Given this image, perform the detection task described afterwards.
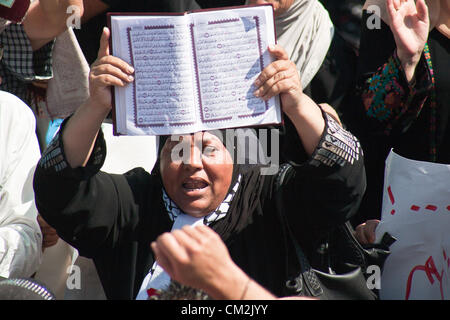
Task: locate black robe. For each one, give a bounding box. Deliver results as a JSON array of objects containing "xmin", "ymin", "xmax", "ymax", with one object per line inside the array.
[{"xmin": 33, "ymin": 112, "xmax": 366, "ymax": 299}]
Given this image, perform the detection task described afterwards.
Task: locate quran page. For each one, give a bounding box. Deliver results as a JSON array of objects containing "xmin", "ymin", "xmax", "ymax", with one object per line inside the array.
[
  {"xmin": 190, "ymin": 4, "xmax": 281, "ymax": 131},
  {"xmin": 110, "ymin": 14, "xmax": 199, "ymax": 135}
]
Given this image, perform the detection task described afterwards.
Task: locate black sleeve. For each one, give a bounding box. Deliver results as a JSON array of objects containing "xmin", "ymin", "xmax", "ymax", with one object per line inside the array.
[
  {"xmin": 281, "ymin": 109, "xmax": 366, "ymax": 250},
  {"xmin": 33, "ymin": 119, "xmax": 147, "ymax": 258},
  {"xmin": 100, "ymin": 0, "xmax": 119, "ymax": 7},
  {"xmin": 101, "ymin": 0, "xmax": 199, "ymax": 11},
  {"xmin": 356, "ymin": 10, "xmax": 397, "ymax": 80}
]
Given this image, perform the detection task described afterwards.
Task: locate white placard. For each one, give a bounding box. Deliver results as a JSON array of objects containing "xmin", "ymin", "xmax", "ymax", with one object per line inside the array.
[{"xmin": 376, "ymin": 150, "xmax": 450, "ymax": 300}]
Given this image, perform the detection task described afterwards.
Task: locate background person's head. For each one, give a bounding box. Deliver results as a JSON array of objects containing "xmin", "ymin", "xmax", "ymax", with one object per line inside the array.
[
  {"xmin": 159, "ymin": 131, "xmax": 234, "ymax": 217},
  {"xmin": 246, "ymin": 0, "xmax": 295, "ymax": 16}
]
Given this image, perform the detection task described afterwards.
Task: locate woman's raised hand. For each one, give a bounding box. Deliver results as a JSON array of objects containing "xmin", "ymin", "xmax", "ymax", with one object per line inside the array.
[
  {"xmin": 62, "ymin": 27, "xmax": 134, "ymax": 169},
  {"xmin": 253, "ymin": 44, "xmax": 325, "ymax": 156},
  {"xmin": 88, "ymin": 27, "xmax": 135, "ymax": 111},
  {"xmin": 386, "ymin": 0, "xmax": 430, "ymax": 82},
  {"xmin": 252, "ymin": 44, "xmax": 304, "ymax": 117}
]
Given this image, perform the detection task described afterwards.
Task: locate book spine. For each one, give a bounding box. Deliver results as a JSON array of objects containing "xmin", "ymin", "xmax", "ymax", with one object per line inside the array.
[
  {"xmin": 107, "ymin": 14, "xmax": 119, "ymax": 136},
  {"xmin": 189, "ymin": 22, "xmax": 203, "ymax": 127}
]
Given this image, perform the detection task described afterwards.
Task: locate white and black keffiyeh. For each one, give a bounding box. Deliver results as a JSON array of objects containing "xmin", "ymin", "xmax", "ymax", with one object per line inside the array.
[
  {"xmin": 162, "ymin": 174, "xmax": 242, "ymax": 225},
  {"xmin": 136, "ymin": 174, "xmax": 242, "ymax": 300}
]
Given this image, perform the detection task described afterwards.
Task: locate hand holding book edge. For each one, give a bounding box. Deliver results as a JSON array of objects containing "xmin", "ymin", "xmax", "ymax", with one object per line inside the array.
[
  {"xmin": 253, "ymin": 44, "xmax": 324, "ymax": 156},
  {"xmin": 89, "ymin": 27, "xmax": 135, "ymax": 113},
  {"xmin": 253, "ymin": 44, "xmax": 303, "ymax": 117}
]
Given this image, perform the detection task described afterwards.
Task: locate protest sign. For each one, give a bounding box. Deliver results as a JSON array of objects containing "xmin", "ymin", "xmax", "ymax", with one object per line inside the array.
[{"xmin": 376, "ymin": 150, "xmax": 450, "ymax": 300}]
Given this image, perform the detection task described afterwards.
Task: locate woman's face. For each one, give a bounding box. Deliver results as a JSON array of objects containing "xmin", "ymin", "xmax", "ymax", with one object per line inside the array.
[
  {"xmin": 160, "ymin": 132, "xmax": 233, "ymax": 217},
  {"xmin": 247, "ymin": 0, "xmax": 295, "ymax": 16}
]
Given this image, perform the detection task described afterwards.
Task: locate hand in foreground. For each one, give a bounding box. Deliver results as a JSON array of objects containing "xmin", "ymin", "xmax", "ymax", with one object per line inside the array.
[
  {"xmin": 354, "ymin": 219, "xmax": 380, "ymax": 245},
  {"xmin": 151, "ymin": 225, "xmax": 248, "ymax": 299},
  {"xmin": 37, "ymin": 214, "xmax": 59, "ymax": 249},
  {"xmin": 386, "ymin": 0, "xmax": 429, "ymax": 82},
  {"xmin": 88, "ymin": 27, "xmax": 135, "ymax": 111},
  {"xmin": 152, "ymin": 225, "xmax": 315, "ymax": 300}
]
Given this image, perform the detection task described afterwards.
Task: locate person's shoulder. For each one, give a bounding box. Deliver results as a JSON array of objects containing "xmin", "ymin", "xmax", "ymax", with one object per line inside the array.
[
  {"xmin": 0, "ymin": 91, "xmax": 35, "ymax": 128},
  {"xmin": 123, "ymin": 167, "xmax": 161, "ymax": 192},
  {"xmin": 124, "ymin": 167, "xmax": 153, "ymax": 182}
]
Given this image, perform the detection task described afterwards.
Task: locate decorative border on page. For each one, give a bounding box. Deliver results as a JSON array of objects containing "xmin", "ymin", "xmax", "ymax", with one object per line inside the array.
[
  {"xmin": 208, "ymin": 18, "xmax": 240, "ymax": 25},
  {"xmin": 127, "ymin": 25, "xmax": 195, "ymax": 128},
  {"xmin": 189, "ymin": 23, "xmax": 214, "ymax": 126},
  {"xmin": 191, "ymin": 15, "xmax": 268, "ymax": 124},
  {"xmin": 238, "ymin": 16, "xmax": 269, "ymax": 119}
]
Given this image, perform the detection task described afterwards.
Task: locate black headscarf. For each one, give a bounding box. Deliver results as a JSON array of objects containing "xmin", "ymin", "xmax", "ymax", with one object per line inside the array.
[{"xmin": 152, "ymin": 128, "xmax": 268, "ymax": 243}]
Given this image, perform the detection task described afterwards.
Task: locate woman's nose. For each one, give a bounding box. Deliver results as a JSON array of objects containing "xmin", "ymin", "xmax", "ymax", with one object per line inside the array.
[{"xmin": 185, "ymin": 144, "xmax": 203, "ymax": 169}]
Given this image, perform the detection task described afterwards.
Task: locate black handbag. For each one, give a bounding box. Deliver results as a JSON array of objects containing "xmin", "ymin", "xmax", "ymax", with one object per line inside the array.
[{"xmin": 274, "ymin": 163, "xmax": 394, "ymax": 300}]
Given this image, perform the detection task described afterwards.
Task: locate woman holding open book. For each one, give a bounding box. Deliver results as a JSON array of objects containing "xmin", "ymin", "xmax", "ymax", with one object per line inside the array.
[{"xmin": 33, "ymin": 27, "xmax": 367, "ymax": 299}]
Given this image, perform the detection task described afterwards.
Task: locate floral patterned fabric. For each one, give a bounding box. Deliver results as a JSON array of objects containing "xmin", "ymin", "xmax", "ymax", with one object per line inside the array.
[{"xmin": 361, "ymin": 46, "xmax": 436, "ymax": 160}]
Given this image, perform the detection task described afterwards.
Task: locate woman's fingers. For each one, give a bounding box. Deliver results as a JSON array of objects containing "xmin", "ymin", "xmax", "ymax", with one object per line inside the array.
[
  {"xmin": 181, "ymin": 225, "xmax": 207, "ymax": 244},
  {"xmin": 90, "ymin": 73, "xmax": 127, "ymax": 88},
  {"xmin": 365, "ymin": 220, "xmax": 381, "ymax": 243},
  {"xmin": 260, "ymin": 78, "xmax": 298, "ymax": 101},
  {"xmin": 94, "ymin": 55, "xmax": 134, "ymax": 74},
  {"xmin": 98, "ymin": 27, "xmax": 110, "ymax": 59},
  {"xmin": 171, "ymin": 228, "xmax": 198, "ymax": 252},
  {"xmin": 91, "ymin": 63, "xmax": 134, "ymax": 84},
  {"xmin": 254, "ymin": 62, "xmax": 297, "ymax": 99},
  {"xmin": 253, "ymin": 44, "xmax": 290, "ymax": 87},
  {"xmin": 415, "ymin": 0, "xmax": 429, "ymax": 23},
  {"xmin": 90, "ymin": 27, "xmax": 134, "ymax": 93},
  {"xmin": 154, "ymin": 232, "xmax": 187, "ymax": 261},
  {"xmin": 354, "ymin": 220, "xmax": 380, "ymax": 244},
  {"xmin": 355, "ymin": 224, "xmax": 369, "ymax": 244},
  {"xmin": 252, "ymin": 44, "xmax": 302, "ymax": 105},
  {"xmin": 152, "ymin": 231, "xmax": 190, "ymax": 278},
  {"xmin": 91, "ymin": 55, "xmax": 134, "ymax": 85},
  {"xmin": 386, "ymin": 0, "xmax": 398, "ymax": 22},
  {"xmin": 267, "ymin": 43, "xmax": 289, "ymax": 60},
  {"xmin": 194, "ymin": 225, "xmax": 219, "ymax": 240}
]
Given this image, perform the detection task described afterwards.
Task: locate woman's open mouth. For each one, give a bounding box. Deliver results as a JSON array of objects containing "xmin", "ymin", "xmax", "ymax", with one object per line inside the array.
[{"xmin": 182, "ymin": 178, "xmax": 209, "ymax": 192}]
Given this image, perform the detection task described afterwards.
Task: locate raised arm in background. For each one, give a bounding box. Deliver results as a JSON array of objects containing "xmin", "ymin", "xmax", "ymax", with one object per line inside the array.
[{"xmin": 23, "ymin": 0, "xmax": 84, "ymax": 50}]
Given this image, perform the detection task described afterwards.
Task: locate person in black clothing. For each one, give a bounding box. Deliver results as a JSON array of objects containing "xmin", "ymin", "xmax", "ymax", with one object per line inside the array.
[
  {"xmin": 75, "ymin": 0, "xmax": 200, "ymax": 65},
  {"xmin": 33, "ymin": 27, "xmax": 366, "ymax": 299},
  {"xmin": 345, "ymin": 0, "xmax": 449, "ymax": 230},
  {"xmin": 196, "ymin": 0, "xmax": 244, "ymax": 8}
]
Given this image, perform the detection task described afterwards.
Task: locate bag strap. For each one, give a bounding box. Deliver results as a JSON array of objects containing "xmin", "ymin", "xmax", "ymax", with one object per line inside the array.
[{"xmin": 274, "ymin": 163, "xmax": 323, "ymax": 297}]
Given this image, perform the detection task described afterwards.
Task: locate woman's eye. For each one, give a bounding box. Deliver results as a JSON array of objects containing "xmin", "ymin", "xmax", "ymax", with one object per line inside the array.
[{"xmin": 203, "ymin": 146, "xmax": 217, "ymax": 155}]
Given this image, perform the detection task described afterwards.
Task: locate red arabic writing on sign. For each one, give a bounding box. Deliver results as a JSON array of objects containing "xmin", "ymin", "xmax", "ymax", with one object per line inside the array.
[
  {"xmin": 387, "ymin": 186, "xmax": 450, "ymax": 215},
  {"xmin": 405, "ymin": 251, "xmax": 450, "ymax": 300}
]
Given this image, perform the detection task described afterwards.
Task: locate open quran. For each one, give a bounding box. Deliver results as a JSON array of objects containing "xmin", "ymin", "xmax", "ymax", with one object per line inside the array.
[{"xmin": 108, "ymin": 4, "xmax": 281, "ymax": 135}]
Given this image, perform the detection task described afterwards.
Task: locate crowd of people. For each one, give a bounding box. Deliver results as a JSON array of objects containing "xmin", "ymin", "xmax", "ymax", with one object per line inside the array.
[{"xmin": 0, "ymin": 0, "xmax": 448, "ymax": 300}]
